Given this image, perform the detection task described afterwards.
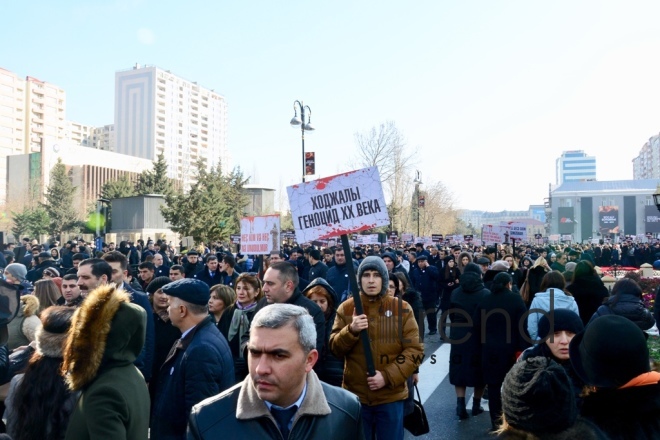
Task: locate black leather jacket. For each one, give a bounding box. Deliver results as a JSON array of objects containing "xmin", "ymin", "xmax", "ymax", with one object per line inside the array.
[{"xmin": 188, "ymin": 371, "xmax": 364, "ymax": 440}]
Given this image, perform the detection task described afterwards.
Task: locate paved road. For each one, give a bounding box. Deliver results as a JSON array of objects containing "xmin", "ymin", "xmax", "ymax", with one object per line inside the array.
[{"xmin": 404, "ymin": 332, "xmax": 494, "ymax": 440}]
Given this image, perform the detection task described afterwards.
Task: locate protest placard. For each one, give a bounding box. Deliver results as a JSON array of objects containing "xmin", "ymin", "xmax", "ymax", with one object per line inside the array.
[
  {"xmin": 240, "ymin": 214, "xmax": 281, "ymax": 255},
  {"xmin": 501, "ymin": 221, "xmax": 528, "ymax": 241},
  {"xmin": 481, "ymin": 225, "xmax": 503, "ymax": 245},
  {"xmin": 287, "ymin": 167, "xmax": 389, "ymax": 243}
]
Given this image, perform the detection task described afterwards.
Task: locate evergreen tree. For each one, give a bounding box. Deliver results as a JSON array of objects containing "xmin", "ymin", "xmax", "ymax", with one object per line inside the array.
[
  {"xmin": 161, "ymin": 159, "xmax": 249, "ymax": 243},
  {"xmin": 99, "ymin": 175, "xmax": 136, "ymax": 230},
  {"xmin": 11, "ymin": 206, "xmax": 50, "ymax": 239},
  {"xmin": 42, "ymin": 158, "xmax": 78, "ymax": 237},
  {"xmin": 101, "ymin": 174, "xmax": 136, "ymax": 199},
  {"xmin": 135, "ymin": 153, "xmax": 176, "ymax": 197}
]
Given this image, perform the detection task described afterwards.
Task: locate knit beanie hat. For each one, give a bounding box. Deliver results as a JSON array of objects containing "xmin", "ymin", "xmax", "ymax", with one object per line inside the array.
[
  {"xmin": 357, "ymin": 256, "xmax": 388, "ymax": 296},
  {"xmin": 537, "ymin": 309, "xmax": 584, "ymax": 340},
  {"xmin": 4, "ymin": 263, "xmax": 27, "ymax": 282},
  {"xmin": 463, "ymin": 262, "xmax": 482, "ymax": 276},
  {"xmin": 146, "ymin": 276, "xmax": 172, "ymax": 295},
  {"xmin": 569, "ymin": 314, "xmax": 650, "ymax": 388},
  {"xmin": 43, "ymin": 267, "xmax": 60, "ymax": 278},
  {"xmin": 502, "ymin": 357, "xmax": 576, "ymax": 434},
  {"xmin": 36, "ymin": 306, "xmax": 75, "ymax": 358}
]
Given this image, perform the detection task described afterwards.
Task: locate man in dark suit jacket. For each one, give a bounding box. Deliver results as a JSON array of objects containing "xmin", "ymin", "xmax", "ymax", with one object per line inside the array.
[
  {"xmin": 151, "ymin": 279, "xmax": 234, "ymax": 440},
  {"xmin": 194, "ymin": 254, "xmax": 223, "ymax": 288}
]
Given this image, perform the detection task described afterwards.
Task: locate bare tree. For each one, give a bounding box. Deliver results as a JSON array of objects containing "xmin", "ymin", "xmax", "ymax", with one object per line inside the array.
[
  {"xmin": 352, "ymin": 121, "xmax": 417, "ymax": 232},
  {"xmin": 416, "ymin": 180, "xmax": 459, "ymax": 236}
]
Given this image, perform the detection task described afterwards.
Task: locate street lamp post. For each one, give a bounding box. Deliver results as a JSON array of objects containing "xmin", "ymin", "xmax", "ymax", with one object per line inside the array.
[
  {"xmin": 290, "ymin": 100, "xmax": 315, "ymax": 182},
  {"xmin": 413, "ymin": 171, "xmax": 423, "ymax": 237},
  {"xmin": 654, "ymin": 183, "xmax": 660, "ymax": 213}
]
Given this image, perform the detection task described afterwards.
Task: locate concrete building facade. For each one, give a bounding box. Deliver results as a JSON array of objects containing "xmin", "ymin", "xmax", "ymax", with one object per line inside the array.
[
  {"xmin": 548, "ymin": 179, "xmax": 658, "ymax": 242},
  {"xmin": 114, "ymin": 64, "xmax": 229, "ymax": 190},
  {"xmin": 555, "ymin": 150, "xmax": 596, "ymax": 185},
  {"xmin": 633, "ymin": 134, "xmax": 660, "ymax": 180},
  {"xmin": 7, "ymin": 139, "xmax": 153, "ymax": 216}
]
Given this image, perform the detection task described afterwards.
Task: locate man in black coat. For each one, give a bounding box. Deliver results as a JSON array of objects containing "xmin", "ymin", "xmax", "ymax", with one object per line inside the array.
[
  {"xmin": 183, "ymin": 251, "xmax": 204, "ymax": 279},
  {"xmin": 188, "ymin": 304, "xmax": 364, "ymax": 440},
  {"xmin": 255, "ymin": 262, "xmax": 325, "ymax": 361},
  {"xmin": 307, "ymin": 248, "xmax": 329, "ymax": 282},
  {"xmin": 410, "ymin": 255, "xmax": 440, "ymax": 335},
  {"xmin": 325, "ymin": 247, "xmax": 357, "ymax": 304}
]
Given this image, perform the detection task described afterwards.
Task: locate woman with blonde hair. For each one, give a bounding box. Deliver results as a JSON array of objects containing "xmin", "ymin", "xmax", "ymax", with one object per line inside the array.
[{"xmin": 33, "ymin": 279, "xmax": 62, "ymax": 314}]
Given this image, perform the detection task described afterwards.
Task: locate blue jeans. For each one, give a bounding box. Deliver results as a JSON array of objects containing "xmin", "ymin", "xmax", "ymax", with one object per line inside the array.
[{"xmin": 361, "ymin": 400, "xmax": 404, "ymax": 440}]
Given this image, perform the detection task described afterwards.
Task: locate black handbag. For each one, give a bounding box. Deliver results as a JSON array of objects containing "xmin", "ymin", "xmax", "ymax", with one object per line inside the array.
[{"xmin": 404, "ymin": 384, "xmax": 430, "ymax": 436}]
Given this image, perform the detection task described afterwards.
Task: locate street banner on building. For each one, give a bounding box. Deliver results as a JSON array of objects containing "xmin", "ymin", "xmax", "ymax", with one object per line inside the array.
[
  {"xmin": 287, "ymin": 167, "xmax": 389, "ymax": 243},
  {"xmin": 646, "ymin": 205, "xmax": 660, "ymax": 233},
  {"xmin": 482, "ymin": 225, "xmax": 503, "ymax": 245},
  {"xmin": 305, "ymin": 152, "xmax": 315, "ymax": 176},
  {"xmin": 240, "ymin": 214, "xmax": 281, "ymax": 255},
  {"xmin": 598, "ymin": 206, "xmax": 619, "ymax": 235},
  {"xmin": 558, "ymin": 207, "xmax": 576, "ymax": 234}
]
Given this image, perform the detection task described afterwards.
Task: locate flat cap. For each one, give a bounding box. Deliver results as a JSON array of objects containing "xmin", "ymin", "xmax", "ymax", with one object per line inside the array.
[{"xmin": 161, "ymin": 278, "xmax": 210, "ymax": 306}]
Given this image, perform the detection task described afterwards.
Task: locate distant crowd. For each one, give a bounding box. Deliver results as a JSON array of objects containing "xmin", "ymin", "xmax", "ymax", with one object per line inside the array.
[{"xmin": 0, "ymin": 236, "xmax": 658, "ymax": 439}]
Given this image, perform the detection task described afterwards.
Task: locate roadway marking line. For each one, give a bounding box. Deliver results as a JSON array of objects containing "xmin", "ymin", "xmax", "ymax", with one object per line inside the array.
[
  {"xmin": 418, "ymin": 343, "xmax": 450, "ymax": 404},
  {"xmin": 418, "ymin": 343, "xmax": 489, "ymax": 411}
]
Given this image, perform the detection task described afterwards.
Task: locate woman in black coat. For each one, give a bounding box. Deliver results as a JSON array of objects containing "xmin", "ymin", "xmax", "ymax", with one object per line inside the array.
[
  {"xmin": 302, "ymin": 277, "xmax": 344, "ymax": 387},
  {"xmin": 588, "ymin": 278, "xmax": 655, "ymax": 332},
  {"xmin": 473, "ymin": 272, "xmax": 529, "ymax": 431},
  {"xmin": 393, "ymin": 272, "xmax": 424, "ymax": 341},
  {"xmin": 565, "ymin": 261, "xmax": 609, "ymax": 326},
  {"xmin": 440, "ymin": 257, "xmax": 461, "ymax": 337},
  {"xmin": 449, "ymin": 262, "xmax": 490, "ymax": 419}
]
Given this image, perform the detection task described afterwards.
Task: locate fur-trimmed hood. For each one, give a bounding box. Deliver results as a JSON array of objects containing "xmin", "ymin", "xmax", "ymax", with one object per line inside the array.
[
  {"xmin": 62, "ymin": 284, "xmax": 147, "ymax": 391},
  {"xmin": 21, "ymin": 294, "xmax": 39, "ymax": 317}
]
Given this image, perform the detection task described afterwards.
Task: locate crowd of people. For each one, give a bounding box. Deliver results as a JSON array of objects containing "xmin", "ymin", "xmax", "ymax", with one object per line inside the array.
[{"xmin": 0, "ymin": 235, "xmax": 657, "ymax": 438}]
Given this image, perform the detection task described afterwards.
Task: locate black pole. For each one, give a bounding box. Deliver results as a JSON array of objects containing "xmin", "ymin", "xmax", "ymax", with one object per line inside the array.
[
  {"xmin": 340, "ymin": 234, "xmax": 376, "ymax": 376},
  {"xmin": 301, "ymin": 104, "xmax": 305, "ymax": 184},
  {"xmin": 512, "ymin": 237, "xmax": 516, "ymax": 259}
]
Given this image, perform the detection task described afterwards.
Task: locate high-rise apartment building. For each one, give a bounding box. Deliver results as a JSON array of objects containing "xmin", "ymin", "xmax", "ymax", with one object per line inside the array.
[
  {"xmin": 633, "ymin": 134, "xmax": 660, "ymax": 179},
  {"xmin": 115, "ymin": 64, "xmax": 229, "ymax": 189},
  {"xmin": 555, "ymin": 150, "xmax": 596, "ymax": 185},
  {"xmin": 0, "ymin": 68, "xmax": 67, "ymax": 204}
]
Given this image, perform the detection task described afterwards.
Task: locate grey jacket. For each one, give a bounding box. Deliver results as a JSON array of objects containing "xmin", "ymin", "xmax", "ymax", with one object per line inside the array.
[{"xmin": 188, "ymin": 370, "xmax": 365, "ymax": 440}]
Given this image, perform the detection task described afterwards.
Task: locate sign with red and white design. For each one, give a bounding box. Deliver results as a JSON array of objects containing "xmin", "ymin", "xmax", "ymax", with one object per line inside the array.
[
  {"xmin": 240, "ymin": 214, "xmax": 281, "ymax": 255},
  {"xmin": 287, "ymin": 167, "xmax": 389, "ymax": 243},
  {"xmin": 482, "ymin": 225, "xmax": 504, "ymax": 245}
]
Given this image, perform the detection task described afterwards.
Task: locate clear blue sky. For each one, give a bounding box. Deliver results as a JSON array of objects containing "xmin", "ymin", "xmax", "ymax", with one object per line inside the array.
[{"xmin": 3, "ymin": 0, "xmax": 658, "ymax": 212}]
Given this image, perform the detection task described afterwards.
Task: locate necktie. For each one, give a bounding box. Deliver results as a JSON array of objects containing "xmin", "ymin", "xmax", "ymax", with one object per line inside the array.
[
  {"xmin": 165, "ymin": 338, "xmax": 183, "ymax": 361},
  {"xmin": 271, "ymin": 405, "xmax": 297, "ymax": 438}
]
